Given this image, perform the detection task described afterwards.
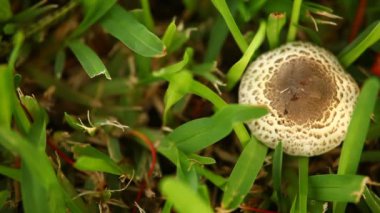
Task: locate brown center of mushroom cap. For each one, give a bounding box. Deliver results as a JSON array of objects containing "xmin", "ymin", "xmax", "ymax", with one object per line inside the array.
[{"xmin": 265, "ymin": 57, "xmax": 336, "ymax": 125}]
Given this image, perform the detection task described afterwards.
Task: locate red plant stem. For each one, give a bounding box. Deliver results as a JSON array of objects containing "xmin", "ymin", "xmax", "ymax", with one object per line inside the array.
[
  {"xmin": 47, "ymin": 137, "xmax": 75, "ymax": 165},
  {"xmin": 348, "ymin": 0, "xmax": 367, "ymax": 42},
  {"xmin": 371, "ymin": 53, "xmax": 380, "ymax": 76},
  {"xmin": 128, "ymin": 129, "xmax": 157, "ymax": 213},
  {"xmin": 240, "ymin": 205, "xmax": 278, "ymax": 213},
  {"xmin": 128, "ymin": 129, "xmax": 157, "ymax": 178}
]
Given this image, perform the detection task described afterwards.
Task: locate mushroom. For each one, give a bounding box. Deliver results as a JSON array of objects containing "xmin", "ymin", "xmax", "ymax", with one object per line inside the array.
[{"xmin": 239, "ymin": 42, "xmax": 359, "ymax": 156}]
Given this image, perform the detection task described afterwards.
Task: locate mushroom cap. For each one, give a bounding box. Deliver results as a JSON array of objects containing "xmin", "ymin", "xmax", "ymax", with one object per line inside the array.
[{"xmin": 239, "ymin": 42, "xmax": 359, "ymax": 156}]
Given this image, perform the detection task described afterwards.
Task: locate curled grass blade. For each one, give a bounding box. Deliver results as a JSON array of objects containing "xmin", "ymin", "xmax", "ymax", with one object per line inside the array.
[{"xmin": 221, "ymin": 137, "xmax": 268, "ymax": 210}]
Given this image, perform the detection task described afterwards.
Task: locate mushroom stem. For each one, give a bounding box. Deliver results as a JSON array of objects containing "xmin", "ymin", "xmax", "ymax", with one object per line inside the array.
[{"xmin": 298, "ymin": 157, "xmax": 309, "ymax": 213}]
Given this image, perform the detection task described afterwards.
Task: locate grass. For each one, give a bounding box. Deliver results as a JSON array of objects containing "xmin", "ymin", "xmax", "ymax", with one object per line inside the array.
[{"xmin": 0, "ymin": 0, "xmax": 379, "ymax": 212}]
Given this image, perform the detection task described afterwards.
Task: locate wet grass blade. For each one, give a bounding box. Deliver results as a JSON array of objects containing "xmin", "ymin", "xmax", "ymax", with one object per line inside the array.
[
  {"xmin": 339, "ymin": 21, "xmax": 380, "ymax": 68},
  {"xmin": 68, "ymin": 40, "xmax": 111, "ymax": 80},
  {"xmin": 160, "ymin": 177, "xmax": 213, "ymax": 213},
  {"xmin": 101, "ymin": 4, "xmax": 166, "ymax": 58},
  {"xmin": 309, "ymin": 175, "xmax": 368, "ymax": 203},
  {"xmin": 221, "ymin": 137, "xmax": 268, "ymax": 210}
]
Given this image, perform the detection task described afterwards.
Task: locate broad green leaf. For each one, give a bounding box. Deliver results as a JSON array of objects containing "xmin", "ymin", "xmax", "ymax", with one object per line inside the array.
[
  {"xmin": 73, "ymin": 144, "xmax": 124, "ymax": 175},
  {"xmin": 339, "ymin": 21, "xmax": 380, "ymax": 67},
  {"xmin": 0, "ymin": 65, "xmax": 13, "ymax": 129},
  {"xmin": 221, "ymin": 138, "xmax": 268, "ymax": 210},
  {"xmin": 0, "ymin": 165, "xmax": 20, "ymax": 181},
  {"xmin": 160, "ymin": 177, "xmax": 213, "ymax": 213},
  {"xmin": 226, "ymin": 21, "xmax": 266, "ymax": 90},
  {"xmin": 165, "ymin": 104, "xmax": 267, "ymax": 153},
  {"xmin": 309, "ymin": 175, "xmax": 368, "ymax": 203},
  {"xmin": 101, "ymin": 5, "xmax": 165, "ymax": 58},
  {"xmin": 210, "ymin": 0, "xmax": 248, "ymax": 52},
  {"xmin": 68, "ymin": 40, "xmax": 111, "ymax": 80},
  {"xmin": 71, "ymin": 0, "xmax": 117, "ymax": 38}
]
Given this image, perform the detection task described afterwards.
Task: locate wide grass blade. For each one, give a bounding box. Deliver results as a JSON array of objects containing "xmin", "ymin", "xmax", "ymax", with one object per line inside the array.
[
  {"xmin": 309, "ymin": 175, "xmax": 368, "ymax": 203},
  {"xmin": 226, "ymin": 21, "xmax": 266, "ymax": 90},
  {"xmin": 160, "ymin": 177, "xmax": 213, "ymax": 213},
  {"xmin": 210, "ymin": 0, "xmax": 248, "ymax": 52},
  {"xmin": 338, "ymin": 21, "xmax": 380, "ymax": 68},
  {"xmin": 73, "ymin": 144, "xmax": 125, "ymax": 175},
  {"xmin": 164, "ymin": 104, "xmax": 267, "ymax": 154},
  {"xmin": 221, "ymin": 137, "xmax": 268, "ymax": 210},
  {"xmin": 101, "ymin": 5, "xmax": 166, "ymax": 58},
  {"xmin": 68, "ymin": 40, "xmax": 111, "ymax": 80}
]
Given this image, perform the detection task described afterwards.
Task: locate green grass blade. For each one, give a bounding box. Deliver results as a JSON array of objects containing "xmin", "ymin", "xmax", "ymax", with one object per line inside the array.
[
  {"xmin": 221, "ymin": 137, "xmax": 268, "ymax": 210},
  {"xmin": 0, "ymin": 129, "xmax": 66, "ymax": 213},
  {"xmin": 160, "ymin": 177, "xmax": 213, "ymax": 213},
  {"xmin": 363, "ymin": 186, "xmax": 380, "ymax": 212},
  {"xmin": 0, "ymin": 165, "xmax": 20, "ymax": 181},
  {"xmin": 334, "ymin": 78, "xmax": 379, "ymax": 212},
  {"xmin": 0, "ymin": 0, "xmax": 12, "ymax": 21},
  {"xmin": 0, "ymin": 65, "xmax": 13, "ymax": 130},
  {"xmin": 204, "ymin": 0, "xmax": 239, "ymax": 62},
  {"xmin": 68, "ymin": 40, "xmax": 111, "ymax": 80},
  {"xmin": 267, "ymin": 12, "xmax": 286, "ymax": 49},
  {"xmin": 287, "ymin": 0, "xmax": 303, "ymax": 42},
  {"xmin": 70, "ymin": 0, "xmax": 117, "ymax": 38},
  {"xmin": 338, "ymin": 77, "xmax": 380, "ymax": 175},
  {"xmin": 338, "ymin": 21, "xmax": 380, "ymax": 67},
  {"xmin": 210, "ymin": 0, "xmax": 248, "ymax": 52},
  {"xmin": 298, "ymin": 157, "xmax": 309, "ymax": 213},
  {"xmin": 140, "ymin": 0, "xmax": 154, "ymax": 30},
  {"xmin": 101, "ymin": 5, "xmax": 166, "ymax": 58},
  {"xmin": 272, "ymin": 142, "xmax": 284, "ymax": 211},
  {"xmin": 226, "ymin": 21, "xmax": 266, "ymax": 90},
  {"xmin": 309, "ymin": 175, "xmax": 368, "ymax": 203},
  {"xmin": 165, "ymin": 104, "xmax": 267, "ymax": 153},
  {"xmin": 73, "ymin": 144, "xmax": 125, "ymax": 175}
]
